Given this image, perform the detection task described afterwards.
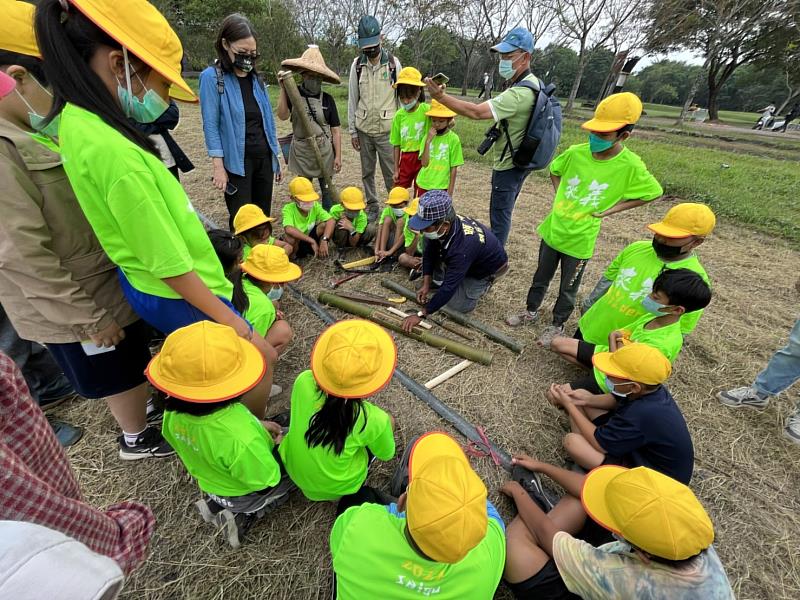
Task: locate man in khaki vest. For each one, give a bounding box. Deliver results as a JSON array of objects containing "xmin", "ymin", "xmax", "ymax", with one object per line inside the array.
[{"xmin": 347, "ymin": 15, "xmax": 401, "ymax": 220}]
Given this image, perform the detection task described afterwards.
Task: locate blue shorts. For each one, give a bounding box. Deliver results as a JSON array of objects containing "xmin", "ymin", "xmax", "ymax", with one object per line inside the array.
[{"xmin": 118, "ymin": 270, "xmax": 242, "ymax": 335}]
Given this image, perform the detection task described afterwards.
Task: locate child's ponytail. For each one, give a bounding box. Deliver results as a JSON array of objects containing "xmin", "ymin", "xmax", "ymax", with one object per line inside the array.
[
  {"xmin": 34, "ymin": 0, "xmax": 157, "ymax": 154},
  {"xmin": 304, "ymin": 396, "xmax": 366, "ymax": 455}
]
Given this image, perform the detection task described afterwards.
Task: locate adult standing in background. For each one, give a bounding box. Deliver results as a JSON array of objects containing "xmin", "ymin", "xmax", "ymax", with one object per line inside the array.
[
  {"xmin": 347, "ymin": 15, "xmax": 402, "ymax": 220},
  {"xmin": 425, "ymin": 27, "xmax": 537, "ymax": 246},
  {"xmin": 477, "ymin": 71, "xmax": 491, "ymax": 99},
  {"xmin": 200, "ymin": 13, "xmax": 282, "ymax": 231}
]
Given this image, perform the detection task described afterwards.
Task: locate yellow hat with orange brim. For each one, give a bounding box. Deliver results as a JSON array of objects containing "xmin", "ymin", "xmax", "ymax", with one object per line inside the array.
[
  {"xmin": 241, "ymin": 244, "xmax": 302, "ymax": 284},
  {"xmin": 1, "ymin": 0, "xmax": 40, "ymax": 58},
  {"xmin": 426, "ymin": 99, "xmax": 456, "ymax": 119}
]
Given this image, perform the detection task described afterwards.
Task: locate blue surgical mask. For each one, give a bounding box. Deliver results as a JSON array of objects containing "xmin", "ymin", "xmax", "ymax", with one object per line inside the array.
[
  {"xmin": 267, "ymin": 286, "xmax": 284, "ymax": 301},
  {"xmin": 116, "ymin": 48, "xmax": 169, "ymax": 124},
  {"xmin": 642, "ymin": 295, "xmax": 670, "ymax": 316},
  {"xmin": 589, "ymin": 133, "xmax": 616, "ymax": 153},
  {"xmin": 15, "ymin": 78, "xmax": 60, "ymax": 138},
  {"xmin": 498, "ymin": 59, "xmax": 515, "ymax": 80},
  {"xmin": 401, "ymin": 99, "xmax": 418, "ymax": 111},
  {"xmin": 605, "ymin": 375, "xmax": 633, "ymax": 398}
]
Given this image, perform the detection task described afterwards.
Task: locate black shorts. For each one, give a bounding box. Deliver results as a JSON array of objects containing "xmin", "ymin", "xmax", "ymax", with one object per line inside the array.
[
  {"xmin": 575, "ymin": 340, "xmax": 595, "ymax": 369},
  {"xmin": 295, "ymin": 225, "xmax": 323, "ymax": 258},
  {"xmin": 47, "ymin": 320, "xmax": 154, "ymax": 399},
  {"xmin": 570, "ymin": 374, "xmax": 602, "ymax": 395},
  {"xmin": 506, "ymin": 560, "xmax": 580, "ymax": 600}
]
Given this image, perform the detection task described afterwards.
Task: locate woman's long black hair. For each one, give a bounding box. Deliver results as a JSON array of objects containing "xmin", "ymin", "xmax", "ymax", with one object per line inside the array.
[
  {"xmin": 34, "ymin": 0, "xmax": 157, "ymax": 154},
  {"xmin": 207, "ymin": 228, "xmax": 249, "ymax": 314},
  {"xmin": 305, "ymin": 395, "xmax": 366, "ymax": 455},
  {"xmin": 215, "ymin": 13, "xmax": 259, "ymax": 75}
]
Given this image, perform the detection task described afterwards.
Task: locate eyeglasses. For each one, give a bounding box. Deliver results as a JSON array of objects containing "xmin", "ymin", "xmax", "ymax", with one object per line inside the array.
[{"xmin": 231, "ymin": 49, "xmax": 261, "ymax": 59}]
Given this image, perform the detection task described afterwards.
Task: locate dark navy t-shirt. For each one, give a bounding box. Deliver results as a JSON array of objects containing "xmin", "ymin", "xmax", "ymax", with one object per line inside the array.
[{"xmin": 594, "ymin": 386, "xmax": 694, "ymax": 484}]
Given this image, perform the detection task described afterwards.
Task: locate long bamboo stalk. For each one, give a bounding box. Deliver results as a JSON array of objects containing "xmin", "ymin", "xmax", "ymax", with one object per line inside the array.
[
  {"xmin": 380, "ymin": 279, "xmax": 524, "ymax": 354},
  {"xmin": 318, "ymin": 292, "xmax": 493, "ymax": 365}
]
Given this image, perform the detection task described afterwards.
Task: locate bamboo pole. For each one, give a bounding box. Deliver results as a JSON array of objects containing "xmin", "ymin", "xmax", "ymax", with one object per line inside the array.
[
  {"xmin": 318, "ymin": 292, "xmax": 493, "ymax": 365},
  {"xmin": 277, "ymin": 71, "xmax": 340, "ymax": 204},
  {"xmin": 424, "ymin": 360, "xmax": 472, "ymax": 390},
  {"xmin": 384, "ymin": 306, "xmax": 432, "ymax": 329},
  {"xmin": 286, "ymin": 284, "xmax": 512, "ymax": 471},
  {"xmin": 380, "ymin": 279, "xmax": 524, "ymax": 354}
]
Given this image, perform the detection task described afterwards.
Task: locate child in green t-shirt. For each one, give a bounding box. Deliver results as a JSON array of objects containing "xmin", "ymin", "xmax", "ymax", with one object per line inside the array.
[
  {"xmin": 233, "ymin": 203, "xmax": 293, "ymax": 260},
  {"xmin": 398, "ymin": 197, "xmax": 424, "ymax": 271},
  {"xmin": 329, "ymin": 187, "xmax": 372, "ymax": 248},
  {"xmin": 552, "ymin": 268, "xmax": 711, "ymax": 396},
  {"xmin": 375, "ymin": 186, "xmax": 411, "ymax": 261},
  {"xmin": 506, "ymin": 93, "xmax": 662, "ymax": 350},
  {"xmin": 282, "ymin": 177, "xmax": 335, "ymax": 259},
  {"xmin": 147, "ymin": 320, "xmax": 294, "ymax": 549},
  {"xmin": 390, "ymin": 67, "xmax": 429, "ymax": 190},
  {"xmin": 415, "ymin": 100, "xmax": 463, "ymax": 197},
  {"xmin": 278, "ymin": 320, "xmax": 397, "ymax": 504}
]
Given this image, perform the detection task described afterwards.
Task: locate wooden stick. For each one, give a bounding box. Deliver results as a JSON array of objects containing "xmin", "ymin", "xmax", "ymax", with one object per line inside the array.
[
  {"xmin": 384, "ymin": 306, "xmax": 433, "ymax": 329},
  {"xmin": 341, "ymin": 256, "xmax": 377, "ymax": 269},
  {"xmin": 424, "ymin": 360, "xmax": 472, "ymax": 389}
]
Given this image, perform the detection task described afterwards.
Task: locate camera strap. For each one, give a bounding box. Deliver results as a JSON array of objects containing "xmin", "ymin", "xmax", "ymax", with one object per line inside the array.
[{"xmin": 497, "ymin": 70, "xmax": 534, "ymax": 163}]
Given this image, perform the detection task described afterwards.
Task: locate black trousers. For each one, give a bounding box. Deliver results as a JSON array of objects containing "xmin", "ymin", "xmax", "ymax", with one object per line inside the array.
[
  {"xmin": 224, "ymin": 155, "xmax": 274, "ymax": 231},
  {"xmin": 526, "ymin": 240, "xmax": 589, "ymax": 326}
]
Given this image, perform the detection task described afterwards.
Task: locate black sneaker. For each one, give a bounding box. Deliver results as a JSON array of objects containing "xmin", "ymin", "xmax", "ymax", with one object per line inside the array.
[
  {"xmin": 146, "ymin": 404, "xmax": 164, "ymax": 426},
  {"xmin": 118, "ymin": 426, "xmax": 175, "ymax": 460},
  {"xmin": 512, "ymin": 465, "xmax": 559, "ymax": 512}
]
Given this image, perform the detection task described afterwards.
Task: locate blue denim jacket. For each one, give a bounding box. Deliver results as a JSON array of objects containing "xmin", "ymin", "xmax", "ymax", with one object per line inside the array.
[{"xmin": 199, "ymin": 66, "xmax": 281, "ymax": 177}]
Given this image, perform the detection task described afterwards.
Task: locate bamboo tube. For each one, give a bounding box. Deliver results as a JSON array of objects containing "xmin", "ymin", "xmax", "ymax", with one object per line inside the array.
[
  {"xmin": 384, "ymin": 306, "xmax": 432, "ymax": 329},
  {"xmin": 380, "ymin": 279, "xmax": 524, "ymax": 354},
  {"xmin": 424, "ymin": 360, "xmax": 472, "ymax": 389},
  {"xmin": 341, "ymin": 256, "xmax": 377, "ymax": 269},
  {"xmin": 318, "ymin": 292, "xmax": 493, "ymax": 365}
]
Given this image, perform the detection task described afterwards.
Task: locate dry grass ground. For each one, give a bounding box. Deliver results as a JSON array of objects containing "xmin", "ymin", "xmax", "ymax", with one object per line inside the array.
[{"xmin": 53, "ymin": 103, "xmax": 800, "ymax": 600}]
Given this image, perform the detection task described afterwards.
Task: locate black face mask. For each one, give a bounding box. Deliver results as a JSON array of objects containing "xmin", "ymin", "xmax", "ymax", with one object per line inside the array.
[
  {"xmin": 362, "ymin": 46, "xmax": 381, "ymax": 59},
  {"xmin": 652, "ymin": 238, "xmax": 687, "ymax": 260},
  {"xmin": 233, "ymin": 53, "xmax": 255, "ymax": 73}
]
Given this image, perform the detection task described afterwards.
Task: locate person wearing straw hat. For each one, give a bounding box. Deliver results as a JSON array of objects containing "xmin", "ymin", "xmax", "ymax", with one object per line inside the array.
[
  {"xmin": 277, "ymin": 44, "xmax": 342, "ymax": 211},
  {"xmin": 501, "ymin": 465, "xmax": 734, "ymax": 599},
  {"xmin": 576, "ymin": 203, "xmax": 715, "ymax": 348},
  {"xmin": 0, "ymin": 0, "xmax": 175, "ymax": 459},
  {"xmin": 200, "ymin": 13, "xmax": 283, "ymax": 230},
  {"xmin": 278, "ymin": 319, "xmax": 397, "ymax": 504},
  {"xmin": 415, "ymin": 100, "xmax": 463, "ymax": 197},
  {"xmin": 150, "ymin": 321, "xmax": 295, "ymax": 549},
  {"xmin": 233, "ymin": 203, "xmax": 293, "ymax": 260},
  {"xmin": 390, "ymin": 66, "xmax": 428, "ymax": 190},
  {"xmin": 329, "ymin": 186, "xmax": 373, "ymax": 248},
  {"xmin": 330, "ymin": 431, "xmax": 506, "ymax": 598},
  {"xmin": 375, "ymin": 186, "xmax": 411, "ymax": 261}
]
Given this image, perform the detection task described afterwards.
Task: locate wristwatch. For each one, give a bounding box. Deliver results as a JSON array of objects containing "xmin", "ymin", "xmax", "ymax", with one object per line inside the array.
[
  {"xmin": 321, "ymin": 235, "xmax": 329, "ymax": 242},
  {"xmin": 349, "ymin": 230, "xmax": 358, "ymax": 237},
  {"xmin": 416, "ymin": 310, "xmax": 426, "ymax": 318}
]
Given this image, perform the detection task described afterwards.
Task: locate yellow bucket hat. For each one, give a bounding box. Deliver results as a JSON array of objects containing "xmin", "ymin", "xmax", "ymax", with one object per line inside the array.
[
  {"xmin": 403, "ymin": 197, "xmax": 419, "ymax": 216},
  {"xmin": 66, "ymin": 0, "xmax": 196, "ymax": 102},
  {"xmin": 288, "ymin": 176, "xmax": 320, "ymax": 202},
  {"xmin": 592, "ymin": 343, "xmax": 671, "ymax": 386},
  {"xmin": 385, "ymin": 186, "xmax": 410, "ymax": 206},
  {"xmin": 1, "ymin": 0, "xmax": 40, "ymax": 57},
  {"xmin": 426, "ymin": 99, "xmax": 457, "ymax": 119},
  {"xmin": 581, "ymin": 92, "xmax": 643, "ymax": 132},
  {"xmin": 340, "ymin": 187, "xmax": 366, "ymax": 210},
  {"xmin": 647, "ymin": 203, "xmax": 716, "ymax": 239},
  {"xmin": 407, "ymin": 432, "xmax": 488, "ymax": 564},
  {"xmin": 233, "ymin": 204, "xmax": 275, "ymax": 236},
  {"xmin": 582, "ymin": 465, "xmax": 714, "ymax": 560},
  {"xmin": 241, "ymin": 244, "xmax": 302, "ymax": 284},
  {"xmin": 146, "ymin": 321, "xmax": 266, "ymax": 403},
  {"xmin": 310, "ymin": 319, "xmax": 396, "ymax": 398},
  {"xmin": 393, "ymin": 66, "xmax": 424, "ymax": 88}
]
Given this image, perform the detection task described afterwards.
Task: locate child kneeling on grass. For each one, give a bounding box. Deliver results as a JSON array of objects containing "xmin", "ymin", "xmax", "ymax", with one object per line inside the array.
[
  {"xmin": 282, "ymin": 177, "xmax": 335, "ymax": 258},
  {"xmin": 551, "ymin": 268, "xmax": 712, "ymax": 394},
  {"xmin": 233, "ymin": 203, "xmax": 293, "ymax": 260},
  {"xmin": 278, "ymin": 319, "xmax": 397, "ymax": 505},
  {"xmin": 375, "ymin": 186, "xmax": 411, "ymax": 261},
  {"xmin": 329, "ymin": 187, "xmax": 372, "ymax": 248},
  {"xmin": 548, "ymin": 343, "xmax": 694, "ymax": 484},
  {"xmin": 147, "ymin": 321, "xmax": 294, "ymax": 549}
]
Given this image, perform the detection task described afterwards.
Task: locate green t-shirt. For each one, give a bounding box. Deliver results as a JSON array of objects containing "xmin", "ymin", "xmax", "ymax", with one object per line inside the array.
[
  {"xmin": 242, "ymin": 238, "xmax": 275, "ymax": 261},
  {"xmin": 58, "ymin": 103, "xmax": 232, "ymax": 299},
  {"xmin": 242, "ymin": 277, "xmax": 276, "ymax": 337},
  {"xmin": 415, "ymin": 130, "xmax": 464, "ymax": 191},
  {"xmin": 390, "ymin": 102, "xmax": 430, "ymax": 152},
  {"xmin": 593, "ymin": 314, "xmax": 684, "ymax": 392},
  {"xmin": 579, "ymin": 241, "xmax": 709, "ymax": 345},
  {"xmin": 330, "ymin": 502, "xmax": 506, "ymax": 599},
  {"xmin": 402, "ymin": 220, "xmax": 423, "ymax": 253},
  {"xmin": 380, "ymin": 205, "xmax": 405, "ymax": 225},
  {"xmin": 282, "ymin": 201, "xmax": 332, "ymax": 234},
  {"xmin": 329, "ymin": 204, "xmax": 368, "ymax": 234},
  {"xmin": 539, "ymin": 144, "xmax": 662, "ymax": 259},
  {"xmin": 278, "ymin": 370, "xmax": 396, "ymax": 501},
  {"xmin": 162, "ymin": 403, "xmax": 280, "ymax": 497},
  {"xmin": 487, "ymin": 73, "xmax": 538, "ymax": 171}
]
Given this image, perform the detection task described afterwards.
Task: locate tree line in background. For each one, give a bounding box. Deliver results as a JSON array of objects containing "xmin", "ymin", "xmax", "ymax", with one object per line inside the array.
[{"xmin": 152, "ymin": 0, "xmax": 799, "ymax": 121}]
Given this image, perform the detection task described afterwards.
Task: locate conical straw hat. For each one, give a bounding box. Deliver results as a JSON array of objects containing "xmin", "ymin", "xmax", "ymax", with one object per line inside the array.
[{"xmin": 281, "ymin": 44, "xmax": 340, "ymax": 85}]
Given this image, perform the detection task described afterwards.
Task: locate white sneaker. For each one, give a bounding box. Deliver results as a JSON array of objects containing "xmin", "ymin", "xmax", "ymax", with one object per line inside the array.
[
  {"xmin": 784, "ymin": 410, "xmax": 800, "ymax": 445},
  {"xmin": 506, "ymin": 310, "xmax": 539, "ymax": 327},
  {"xmin": 270, "ymin": 384, "xmax": 282, "ymax": 398},
  {"xmin": 716, "ymin": 386, "xmax": 770, "ymax": 409},
  {"xmin": 538, "ymin": 324, "xmax": 565, "ymax": 349}
]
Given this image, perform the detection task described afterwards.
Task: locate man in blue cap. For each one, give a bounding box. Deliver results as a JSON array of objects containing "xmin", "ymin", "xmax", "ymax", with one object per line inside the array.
[
  {"xmin": 347, "ymin": 15, "xmax": 402, "ymax": 220},
  {"xmin": 424, "ymin": 27, "xmax": 537, "ymax": 247},
  {"xmin": 401, "ymin": 191, "xmax": 507, "ymax": 330}
]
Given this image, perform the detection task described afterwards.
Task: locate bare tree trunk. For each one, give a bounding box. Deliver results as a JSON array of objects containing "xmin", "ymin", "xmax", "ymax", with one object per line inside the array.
[
  {"xmin": 566, "ymin": 48, "xmax": 589, "ymax": 111},
  {"xmin": 707, "ymin": 84, "xmax": 721, "ymax": 122},
  {"xmin": 676, "ymin": 58, "xmax": 710, "ymax": 125},
  {"xmin": 777, "ymin": 89, "xmax": 800, "ymax": 114}
]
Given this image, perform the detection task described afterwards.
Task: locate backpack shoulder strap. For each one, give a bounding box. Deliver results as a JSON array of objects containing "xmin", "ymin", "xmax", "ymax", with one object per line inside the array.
[
  {"xmin": 214, "ymin": 62, "xmax": 225, "ymax": 95},
  {"xmin": 387, "ymin": 53, "xmax": 397, "ymax": 84}
]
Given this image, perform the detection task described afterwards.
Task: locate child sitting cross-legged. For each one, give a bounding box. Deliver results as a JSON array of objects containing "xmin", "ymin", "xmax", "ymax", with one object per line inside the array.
[
  {"xmin": 282, "ymin": 176, "xmax": 335, "ymax": 259},
  {"xmin": 399, "ymin": 197, "xmax": 424, "ymax": 272},
  {"xmin": 278, "ymin": 319, "xmax": 397, "ymax": 506},
  {"xmin": 147, "ymin": 321, "xmax": 295, "ymax": 548},
  {"xmin": 233, "ymin": 203, "xmax": 293, "ymax": 260},
  {"xmin": 328, "ymin": 187, "xmax": 372, "ymax": 248},
  {"xmin": 374, "ymin": 186, "xmax": 411, "ymax": 261}
]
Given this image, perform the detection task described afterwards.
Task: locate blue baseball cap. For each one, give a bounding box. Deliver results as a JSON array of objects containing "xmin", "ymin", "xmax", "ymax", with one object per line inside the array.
[
  {"xmin": 490, "ymin": 27, "xmax": 535, "ymax": 54},
  {"xmin": 408, "ymin": 190, "xmax": 453, "ymax": 231},
  {"xmin": 357, "ymin": 15, "xmax": 382, "ymax": 48}
]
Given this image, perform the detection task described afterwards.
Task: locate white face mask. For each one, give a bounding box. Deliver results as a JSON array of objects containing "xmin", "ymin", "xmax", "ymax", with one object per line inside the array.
[
  {"xmin": 423, "ymin": 224, "xmax": 444, "ymax": 240},
  {"xmin": 392, "ymin": 207, "xmax": 406, "ymax": 217},
  {"xmin": 297, "ymin": 201, "xmax": 314, "ymax": 213},
  {"xmin": 267, "ymin": 286, "xmax": 283, "ymax": 301}
]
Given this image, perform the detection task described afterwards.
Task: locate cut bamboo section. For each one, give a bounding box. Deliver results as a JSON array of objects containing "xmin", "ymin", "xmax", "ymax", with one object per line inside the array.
[
  {"xmin": 384, "ymin": 306, "xmax": 432, "ymax": 329},
  {"xmin": 424, "ymin": 360, "xmax": 472, "ymax": 389},
  {"xmin": 341, "ymin": 256, "xmax": 377, "ymax": 270}
]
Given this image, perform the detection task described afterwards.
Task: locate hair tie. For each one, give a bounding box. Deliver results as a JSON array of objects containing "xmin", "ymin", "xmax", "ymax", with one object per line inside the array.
[{"xmin": 58, "ymin": 0, "xmax": 70, "ymax": 22}]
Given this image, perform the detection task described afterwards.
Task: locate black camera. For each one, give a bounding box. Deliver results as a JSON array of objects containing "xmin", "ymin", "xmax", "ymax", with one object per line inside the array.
[{"xmin": 477, "ymin": 124, "xmax": 502, "ymax": 155}]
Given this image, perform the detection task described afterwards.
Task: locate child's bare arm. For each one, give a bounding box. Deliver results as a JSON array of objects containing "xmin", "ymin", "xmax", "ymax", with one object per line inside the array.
[
  {"xmin": 550, "ymin": 174, "xmax": 561, "ymax": 192},
  {"xmin": 447, "ymin": 167, "xmax": 458, "ymax": 197},
  {"xmin": 594, "ymin": 199, "xmax": 648, "ymax": 218}
]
